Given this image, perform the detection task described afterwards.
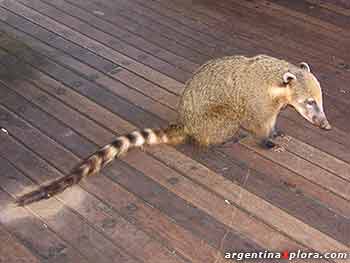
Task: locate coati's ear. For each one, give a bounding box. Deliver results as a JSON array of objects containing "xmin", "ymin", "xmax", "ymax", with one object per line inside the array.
[
  {"xmin": 300, "ymin": 62, "xmax": 311, "ymax": 72},
  {"xmin": 282, "ymin": 72, "xmax": 296, "ymax": 85}
]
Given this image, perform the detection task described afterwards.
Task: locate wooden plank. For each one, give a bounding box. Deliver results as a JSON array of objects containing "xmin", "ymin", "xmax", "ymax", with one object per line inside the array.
[
  {"xmin": 146, "ymin": 0, "xmax": 350, "ymax": 108},
  {"xmin": 323, "ymin": 0, "xmax": 350, "ymax": 9},
  {"xmin": 179, "ymin": 141, "xmax": 350, "ymax": 244},
  {"xmin": 2, "ymin": 17, "xmax": 350, "ymax": 251},
  {"xmin": 25, "ymin": 0, "xmax": 214, "ymax": 62},
  {"xmin": 274, "ymin": 135, "xmax": 350, "ymax": 182},
  {"xmin": 0, "ymin": 0, "xmax": 348, "ymax": 256},
  {"xmin": 45, "ymin": 0, "xmax": 211, "ymax": 72},
  {"xmin": 0, "ymin": 180, "xmax": 89, "ymax": 263},
  {"xmin": 68, "ymin": 0, "xmax": 220, "ymax": 55},
  {"xmin": 0, "ymin": 62, "xmax": 174, "ymax": 145},
  {"xmin": 279, "ymin": 111, "xmax": 350, "ymax": 159},
  {"xmin": 64, "ymin": 177, "xmax": 223, "ymax": 263},
  {"xmin": 89, "ymin": 0, "xmax": 222, "ymax": 49},
  {"xmin": 0, "ymin": 86, "xmax": 96, "ymax": 158},
  {"xmin": 0, "ymin": 63, "xmax": 265, "ymax": 253},
  {"xmin": 0, "ymin": 45, "xmax": 324, "ymax": 256},
  {"xmin": 0, "ymin": 136, "xmax": 142, "ymax": 263},
  {"xmin": 3, "ymin": 51, "xmax": 165, "ymax": 131},
  {"xmin": 5, "ymin": 13, "xmax": 349, "ymax": 165},
  {"xmin": 0, "ymin": 26, "xmax": 177, "ymax": 118},
  {"xmin": 270, "ymin": 0, "xmax": 350, "ymax": 32},
  {"xmin": 120, "ymin": 0, "xmax": 350, "ymax": 142},
  {"xmin": 0, "ymin": 115, "xmax": 189, "ymax": 263},
  {"xmin": 4, "ymin": 0, "xmax": 350, "ymax": 134},
  {"xmin": 122, "ymin": 0, "xmax": 350, "ymax": 137},
  {"xmin": 0, "ymin": 19, "xmax": 180, "ymax": 108},
  {"xmin": 0, "ymin": 224, "xmax": 40, "ymax": 263},
  {"xmin": 0, "ymin": 104, "xmax": 233, "ymax": 263},
  {"xmin": 30, "ymin": 3, "xmax": 350, "ymax": 149},
  {"xmin": 2, "ymin": 14, "xmax": 349, "ymax": 162},
  {"xmin": 222, "ymin": 0, "xmax": 350, "ymax": 108},
  {"xmin": 9, "ymin": 68, "xmax": 265, "ymax": 254},
  {"xmin": 145, "ymin": 146, "xmax": 350, "ymax": 259},
  {"xmin": 141, "ymin": 0, "xmax": 349, "ymax": 68},
  {"xmin": 41, "ymin": 0, "xmax": 198, "ymax": 73},
  {"xmin": 0, "ymin": 0, "xmax": 189, "ymax": 96},
  {"xmin": 66, "ymin": 0, "xmax": 208, "ymax": 65},
  {"xmin": 2, "ymin": 3, "xmax": 350, "ymax": 216},
  {"xmin": 0, "ymin": 46, "xmax": 304, "ymax": 256},
  {"xmin": 230, "ymin": 0, "xmax": 350, "ymax": 77},
  {"xmin": 241, "ymin": 137, "xmax": 350, "ymax": 201},
  {"xmin": 0, "ymin": 47, "xmax": 262, "ymax": 260},
  {"xmin": 0, "ymin": 92, "xmax": 261, "ymax": 258},
  {"xmin": 221, "ymin": 141, "xmax": 350, "ymax": 219},
  {"xmin": 306, "ymin": 0, "xmax": 350, "ymax": 17},
  {"xmin": 6, "ymin": 19, "xmax": 350, "ymax": 166},
  {"xmin": 0, "ymin": 57, "xmax": 340, "ymax": 263},
  {"xmin": 17, "ymin": 0, "xmax": 193, "ymax": 85},
  {"xmin": 2, "ymin": 69, "xmax": 330, "ymax": 255},
  {"xmin": 0, "ymin": 68, "xmax": 117, "ymax": 148},
  {"xmin": 53, "ymin": 57, "xmax": 178, "ymax": 121},
  {"xmin": 0, "ymin": 39, "xmax": 166, "ymax": 132},
  {"xmin": 221, "ymin": 0, "xmax": 350, "ymax": 58},
  {"xmin": 0, "ymin": 0, "xmax": 184, "ymax": 94},
  {"xmin": 4, "ymin": 19, "xmax": 348, "ymax": 210}
]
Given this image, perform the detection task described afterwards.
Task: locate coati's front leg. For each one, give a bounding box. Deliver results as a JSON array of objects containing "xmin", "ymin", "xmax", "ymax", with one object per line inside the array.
[
  {"xmin": 254, "ymin": 119, "xmax": 280, "ymax": 149},
  {"xmin": 260, "ymin": 138, "xmax": 276, "ymax": 149},
  {"xmin": 270, "ymin": 126, "xmax": 285, "ymax": 139}
]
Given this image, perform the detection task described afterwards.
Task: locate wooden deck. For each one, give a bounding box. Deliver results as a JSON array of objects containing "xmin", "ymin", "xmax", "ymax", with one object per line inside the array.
[{"xmin": 0, "ymin": 0, "xmax": 349, "ymax": 262}]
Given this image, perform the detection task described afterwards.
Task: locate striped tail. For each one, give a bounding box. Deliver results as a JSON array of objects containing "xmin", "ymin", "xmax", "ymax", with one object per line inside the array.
[{"xmin": 16, "ymin": 124, "xmax": 186, "ymax": 206}]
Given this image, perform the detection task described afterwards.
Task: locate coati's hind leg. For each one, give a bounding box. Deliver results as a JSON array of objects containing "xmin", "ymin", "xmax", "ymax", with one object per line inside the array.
[
  {"xmin": 190, "ymin": 120, "xmax": 240, "ymax": 146},
  {"xmin": 185, "ymin": 105, "xmax": 241, "ymax": 146}
]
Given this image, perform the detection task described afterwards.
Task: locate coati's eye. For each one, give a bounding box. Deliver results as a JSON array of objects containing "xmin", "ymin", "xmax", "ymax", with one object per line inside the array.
[{"xmin": 306, "ymin": 99, "xmax": 316, "ymax": 108}]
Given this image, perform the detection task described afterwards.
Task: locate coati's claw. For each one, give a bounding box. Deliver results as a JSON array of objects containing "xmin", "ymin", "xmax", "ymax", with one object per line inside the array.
[
  {"xmin": 273, "ymin": 130, "xmax": 285, "ymax": 138},
  {"xmin": 260, "ymin": 139, "xmax": 276, "ymax": 149},
  {"xmin": 274, "ymin": 146, "xmax": 286, "ymax": 152},
  {"xmin": 283, "ymin": 135, "xmax": 292, "ymax": 142}
]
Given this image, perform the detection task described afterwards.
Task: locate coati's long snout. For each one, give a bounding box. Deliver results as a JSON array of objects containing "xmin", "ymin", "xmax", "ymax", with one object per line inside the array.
[
  {"xmin": 293, "ymin": 99, "xmax": 331, "ymax": 130},
  {"xmin": 282, "ymin": 65, "xmax": 332, "ymax": 131},
  {"xmin": 16, "ymin": 124, "xmax": 186, "ymax": 206}
]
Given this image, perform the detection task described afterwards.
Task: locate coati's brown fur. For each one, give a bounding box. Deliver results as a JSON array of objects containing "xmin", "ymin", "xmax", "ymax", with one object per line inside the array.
[{"xmin": 16, "ymin": 54, "xmax": 331, "ymax": 206}]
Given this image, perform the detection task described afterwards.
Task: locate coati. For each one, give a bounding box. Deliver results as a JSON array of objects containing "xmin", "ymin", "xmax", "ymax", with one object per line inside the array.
[{"xmin": 16, "ymin": 54, "xmax": 331, "ymax": 206}]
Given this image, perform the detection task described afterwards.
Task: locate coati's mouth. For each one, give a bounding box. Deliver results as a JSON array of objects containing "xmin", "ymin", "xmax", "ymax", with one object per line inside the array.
[
  {"xmin": 292, "ymin": 102, "xmax": 332, "ymax": 130},
  {"xmin": 312, "ymin": 116, "xmax": 332, "ymax": 130}
]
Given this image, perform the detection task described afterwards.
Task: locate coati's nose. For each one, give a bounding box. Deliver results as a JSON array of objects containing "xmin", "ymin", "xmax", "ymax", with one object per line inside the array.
[
  {"xmin": 321, "ymin": 120, "xmax": 332, "ymax": 130},
  {"xmin": 319, "ymin": 119, "xmax": 332, "ymax": 130},
  {"xmin": 312, "ymin": 115, "xmax": 331, "ymax": 130}
]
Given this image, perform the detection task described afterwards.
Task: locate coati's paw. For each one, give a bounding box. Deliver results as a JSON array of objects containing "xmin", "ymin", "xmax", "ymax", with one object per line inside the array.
[
  {"xmin": 260, "ymin": 139, "xmax": 276, "ymax": 149},
  {"xmin": 273, "ymin": 146, "xmax": 286, "ymax": 152},
  {"xmin": 139, "ymin": 146, "xmax": 146, "ymax": 152},
  {"xmin": 283, "ymin": 135, "xmax": 292, "ymax": 142},
  {"xmin": 271, "ymin": 129, "xmax": 285, "ymax": 138}
]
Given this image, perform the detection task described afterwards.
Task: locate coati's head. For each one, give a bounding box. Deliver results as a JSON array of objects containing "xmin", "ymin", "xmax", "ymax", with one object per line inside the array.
[{"xmin": 275, "ymin": 62, "xmax": 331, "ymax": 130}]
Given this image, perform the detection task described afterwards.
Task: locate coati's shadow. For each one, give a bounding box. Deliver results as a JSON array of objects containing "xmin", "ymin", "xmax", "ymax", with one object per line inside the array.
[
  {"xmin": 0, "ymin": 168, "xmax": 72, "ymax": 261},
  {"xmin": 0, "ymin": 155, "xmax": 260, "ymax": 260},
  {"xmin": 176, "ymin": 130, "xmax": 251, "ymax": 184},
  {"xmin": 0, "ymin": 32, "xmax": 46, "ymax": 84}
]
